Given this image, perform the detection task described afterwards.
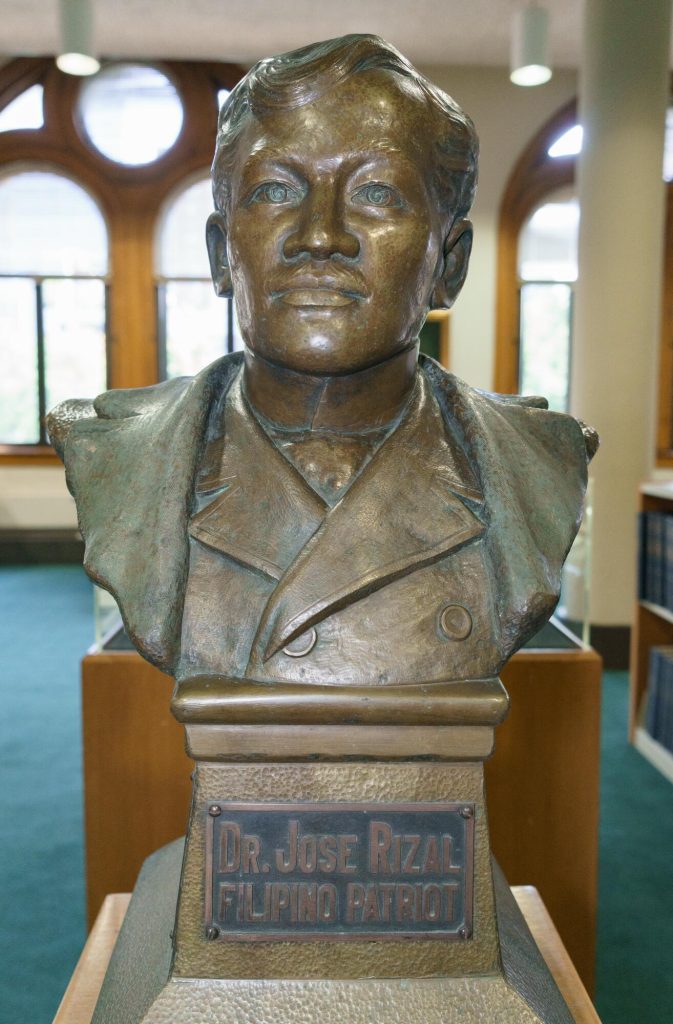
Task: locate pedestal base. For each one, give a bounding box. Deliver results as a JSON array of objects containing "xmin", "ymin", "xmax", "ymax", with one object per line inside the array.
[
  {"xmin": 91, "ymin": 705, "xmax": 577, "ymax": 1024},
  {"xmin": 92, "ymin": 839, "xmax": 574, "ymax": 1024}
]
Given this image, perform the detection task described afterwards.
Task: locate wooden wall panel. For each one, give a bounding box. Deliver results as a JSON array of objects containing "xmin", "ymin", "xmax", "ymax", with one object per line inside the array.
[
  {"xmin": 491, "ymin": 649, "xmax": 602, "ymax": 994},
  {"xmin": 81, "ymin": 654, "xmax": 192, "ymax": 928}
]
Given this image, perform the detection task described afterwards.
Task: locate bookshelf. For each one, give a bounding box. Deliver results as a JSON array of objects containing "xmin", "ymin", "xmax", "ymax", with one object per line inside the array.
[{"xmin": 630, "ymin": 482, "xmax": 673, "ymax": 782}]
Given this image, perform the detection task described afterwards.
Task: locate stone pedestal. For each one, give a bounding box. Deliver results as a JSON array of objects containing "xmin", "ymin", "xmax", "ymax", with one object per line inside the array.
[{"xmin": 91, "ymin": 677, "xmax": 576, "ymax": 1023}]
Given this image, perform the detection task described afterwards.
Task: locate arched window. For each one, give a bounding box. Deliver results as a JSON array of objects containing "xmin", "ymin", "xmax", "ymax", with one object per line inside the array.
[
  {"xmin": 0, "ymin": 169, "xmax": 108, "ymax": 443},
  {"xmin": 497, "ymin": 97, "xmax": 673, "ymax": 462},
  {"xmin": 0, "ymin": 57, "xmax": 243, "ymax": 460},
  {"xmin": 517, "ymin": 188, "xmax": 578, "ymax": 411},
  {"xmin": 155, "ymin": 175, "xmax": 243, "ymax": 379},
  {"xmin": 495, "ymin": 100, "xmax": 577, "ymax": 399}
]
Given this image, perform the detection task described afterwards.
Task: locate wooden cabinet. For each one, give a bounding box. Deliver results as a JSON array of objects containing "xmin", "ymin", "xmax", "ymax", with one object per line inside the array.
[
  {"xmin": 629, "ymin": 482, "xmax": 673, "ymax": 783},
  {"xmin": 81, "ymin": 627, "xmax": 601, "ymax": 992}
]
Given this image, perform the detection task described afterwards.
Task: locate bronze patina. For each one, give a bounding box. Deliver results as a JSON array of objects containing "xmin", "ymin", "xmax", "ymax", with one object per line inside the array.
[{"xmin": 49, "ymin": 33, "xmax": 597, "ymax": 1024}]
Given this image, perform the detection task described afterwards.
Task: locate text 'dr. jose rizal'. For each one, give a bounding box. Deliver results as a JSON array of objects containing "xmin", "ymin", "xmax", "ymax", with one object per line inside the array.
[{"xmin": 205, "ymin": 802, "xmax": 475, "ymax": 940}]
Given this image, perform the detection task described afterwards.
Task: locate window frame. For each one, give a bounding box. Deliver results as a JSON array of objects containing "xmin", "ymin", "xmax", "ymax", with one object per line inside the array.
[
  {"xmin": 517, "ymin": 279, "xmax": 575, "ymax": 412},
  {"xmin": 496, "ymin": 95, "xmax": 673, "ymax": 466},
  {"xmin": 495, "ymin": 99, "xmax": 577, "ymax": 398},
  {"xmin": 0, "ymin": 271, "xmax": 110, "ymax": 446},
  {"xmin": 516, "ymin": 186, "xmax": 579, "ymax": 412},
  {"xmin": 154, "ymin": 172, "xmax": 238, "ymax": 380},
  {"xmin": 0, "ymin": 56, "xmax": 244, "ymax": 463}
]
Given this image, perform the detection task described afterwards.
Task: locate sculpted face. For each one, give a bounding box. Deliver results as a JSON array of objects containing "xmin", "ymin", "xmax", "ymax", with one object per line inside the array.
[{"xmin": 208, "ymin": 71, "xmax": 471, "ymax": 375}]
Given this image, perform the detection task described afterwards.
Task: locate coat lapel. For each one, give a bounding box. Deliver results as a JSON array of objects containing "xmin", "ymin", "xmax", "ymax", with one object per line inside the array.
[
  {"xmin": 189, "ymin": 377, "xmax": 327, "ymax": 581},
  {"xmin": 61, "ymin": 354, "xmax": 243, "ymax": 671},
  {"xmin": 253, "ymin": 371, "xmax": 485, "ymax": 662}
]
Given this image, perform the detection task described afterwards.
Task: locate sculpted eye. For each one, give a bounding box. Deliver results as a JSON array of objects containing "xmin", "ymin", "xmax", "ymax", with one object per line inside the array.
[
  {"xmin": 351, "ymin": 183, "xmax": 404, "ymax": 209},
  {"xmin": 247, "ymin": 181, "xmax": 301, "ymax": 205}
]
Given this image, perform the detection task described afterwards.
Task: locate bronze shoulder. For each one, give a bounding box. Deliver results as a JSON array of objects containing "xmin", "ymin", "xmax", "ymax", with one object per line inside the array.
[{"xmin": 46, "ymin": 398, "xmax": 96, "ymax": 461}]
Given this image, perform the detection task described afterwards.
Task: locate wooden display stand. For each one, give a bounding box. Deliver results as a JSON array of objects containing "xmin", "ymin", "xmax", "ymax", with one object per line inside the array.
[
  {"xmin": 53, "ymin": 888, "xmax": 601, "ymax": 1024},
  {"xmin": 81, "ymin": 631, "xmax": 601, "ymax": 992},
  {"xmin": 629, "ymin": 483, "xmax": 673, "ymax": 784}
]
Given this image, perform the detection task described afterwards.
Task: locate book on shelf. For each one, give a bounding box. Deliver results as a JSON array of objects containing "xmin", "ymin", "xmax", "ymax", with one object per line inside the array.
[
  {"xmin": 644, "ymin": 646, "xmax": 673, "ymax": 754},
  {"xmin": 637, "ymin": 510, "xmax": 673, "ymax": 610}
]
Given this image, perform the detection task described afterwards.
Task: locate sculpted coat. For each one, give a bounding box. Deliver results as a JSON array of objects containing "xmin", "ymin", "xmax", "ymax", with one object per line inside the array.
[{"xmin": 48, "ymin": 353, "xmax": 594, "ymax": 689}]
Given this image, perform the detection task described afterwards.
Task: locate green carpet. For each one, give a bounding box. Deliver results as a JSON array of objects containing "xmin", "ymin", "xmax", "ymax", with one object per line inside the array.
[
  {"xmin": 595, "ymin": 671, "xmax": 673, "ymax": 1023},
  {"xmin": 0, "ymin": 566, "xmax": 672, "ymax": 1023},
  {"xmin": 0, "ymin": 565, "xmax": 91, "ymax": 1024}
]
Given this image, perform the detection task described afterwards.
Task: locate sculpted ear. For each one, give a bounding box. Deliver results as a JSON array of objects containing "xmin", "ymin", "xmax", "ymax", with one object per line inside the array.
[
  {"xmin": 206, "ymin": 211, "xmax": 233, "ymax": 298},
  {"xmin": 431, "ymin": 218, "xmax": 473, "ymax": 309}
]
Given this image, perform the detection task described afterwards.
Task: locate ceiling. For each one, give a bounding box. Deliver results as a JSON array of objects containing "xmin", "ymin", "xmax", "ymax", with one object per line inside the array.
[{"xmin": 0, "ymin": 0, "xmax": 588, "ymax": 69}]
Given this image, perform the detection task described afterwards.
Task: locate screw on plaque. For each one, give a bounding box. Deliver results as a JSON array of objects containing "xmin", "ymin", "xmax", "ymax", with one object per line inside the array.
[
  {"xmin": 459, "ymin": 926, "xmax": 471, "ymax": 940},
  {"xmin": 460, "ymin": 806, "xmax": 473, "ymax": 818},
  {"xmin": 206, "ymin": 926, "xmax": 220, "ymax": 940},
  {"xmin": 208, "ymin": 804, "xmax": 221, "ymax": 817}
]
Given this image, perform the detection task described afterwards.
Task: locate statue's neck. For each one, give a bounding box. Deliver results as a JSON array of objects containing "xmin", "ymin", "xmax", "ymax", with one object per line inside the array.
[{"xmin": 242, "ymin": 344, "xmax": 419, "ymax": 434}]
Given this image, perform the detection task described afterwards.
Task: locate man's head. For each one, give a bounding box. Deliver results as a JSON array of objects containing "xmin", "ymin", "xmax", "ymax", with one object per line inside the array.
[{"xmin": 207, "ymin": 34, "xmax": 479, "ymax": 375}]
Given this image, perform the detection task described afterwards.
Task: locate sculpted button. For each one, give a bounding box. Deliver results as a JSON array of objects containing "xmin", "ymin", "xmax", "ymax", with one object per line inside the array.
[
  {"xmin": 282, "ymin": 627, "xmax": 317, "ymax": 658},
  {"xmin": 439, "ymin": 604, "xmax": 473, "ymax": 641}
]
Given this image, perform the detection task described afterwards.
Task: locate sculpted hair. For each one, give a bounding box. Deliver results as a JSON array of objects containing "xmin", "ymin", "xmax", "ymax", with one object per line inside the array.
[{"xmin": 212, "ymin": 34, "xmax": 478, "ymax": 224}]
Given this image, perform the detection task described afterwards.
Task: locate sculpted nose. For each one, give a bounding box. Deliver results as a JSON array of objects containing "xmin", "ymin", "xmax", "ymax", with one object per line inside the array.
[{"xmin": 283, "ymin": 191, "xmax": 360, "ymax": 262}]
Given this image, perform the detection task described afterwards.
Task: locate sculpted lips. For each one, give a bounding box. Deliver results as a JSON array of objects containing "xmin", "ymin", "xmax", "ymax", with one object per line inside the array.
[
  {"xmin": 272, "ymin": 276, "xmax": 366, "ymax": 308},
  {"xmin": 279, "ymin": 288, "xmax": 359, "ymax": 307}
]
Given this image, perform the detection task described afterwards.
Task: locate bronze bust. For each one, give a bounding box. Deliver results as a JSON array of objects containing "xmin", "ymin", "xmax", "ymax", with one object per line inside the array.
[
  {"xmin": 49, "ymin": 36, "xmax": 599, "ymax": 1024},
  {"xmin": 48, "ymin": 34, "xmax": 596, "ymax": 694}
]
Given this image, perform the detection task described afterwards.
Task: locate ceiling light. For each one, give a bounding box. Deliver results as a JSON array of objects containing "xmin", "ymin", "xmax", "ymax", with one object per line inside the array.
[
  {"xmin": 56, "ymin": 0, "xmax": 100, "ymax": 77},
  {"xmin": 510, "ymin": 5, "xmax": 552, "ymax": 87}
]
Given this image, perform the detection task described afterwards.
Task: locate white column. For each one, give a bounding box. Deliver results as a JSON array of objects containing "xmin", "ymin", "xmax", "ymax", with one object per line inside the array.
[{"xmin": 571, "ymin": 0, "xmax": 672, "ymax": 627}]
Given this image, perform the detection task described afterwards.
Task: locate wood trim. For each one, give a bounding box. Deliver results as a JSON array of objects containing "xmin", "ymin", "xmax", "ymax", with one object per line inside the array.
[
  {"xmin": 494, "ymin": 99, "xmax": 577, "ymax": 395},
  {"xmin": 107, "ymin": 205, "xmax": 158, "ymax": 388},
  {"xmin": 511, "ymin": 888, "xmax": 602, "ymax": 1024},
  {"xmin": 52, "ymin": 893, "xmax": 132, "ymax": 1024},
  {"xmin": 0, "ymin": 444, "xmax": 58, "ymax": 464},
  {"xmin": 0, "ymin": 57, "xmax": 51, "ymax": 112}
]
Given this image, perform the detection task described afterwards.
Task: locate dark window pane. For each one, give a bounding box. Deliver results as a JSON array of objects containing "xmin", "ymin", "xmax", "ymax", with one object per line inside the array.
[
  {"xmin": 519, "ymin": 282, "xmax": 572, "ymax": 413},
  {"xmin": 419, "ymin": 319, "xmax": 441, "ymax": 360},
  {"xmin": 42, "ymin": 278, "xmax": 107, "ymax": 412},
  {"xmin": 0, "ymin": 278, "xmax": 39, "ymax": 443}
]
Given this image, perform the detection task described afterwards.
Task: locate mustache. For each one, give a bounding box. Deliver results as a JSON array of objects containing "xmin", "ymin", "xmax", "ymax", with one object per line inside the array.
[{"xmin": 269, "ymin": 267, "xmax": 368, "ymax": 298}]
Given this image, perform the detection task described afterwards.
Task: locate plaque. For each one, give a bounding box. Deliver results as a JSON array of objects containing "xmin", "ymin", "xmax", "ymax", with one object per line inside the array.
[{"xmin": 204, "ymin": 801, "xmax": 475, "ymax": 941}]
